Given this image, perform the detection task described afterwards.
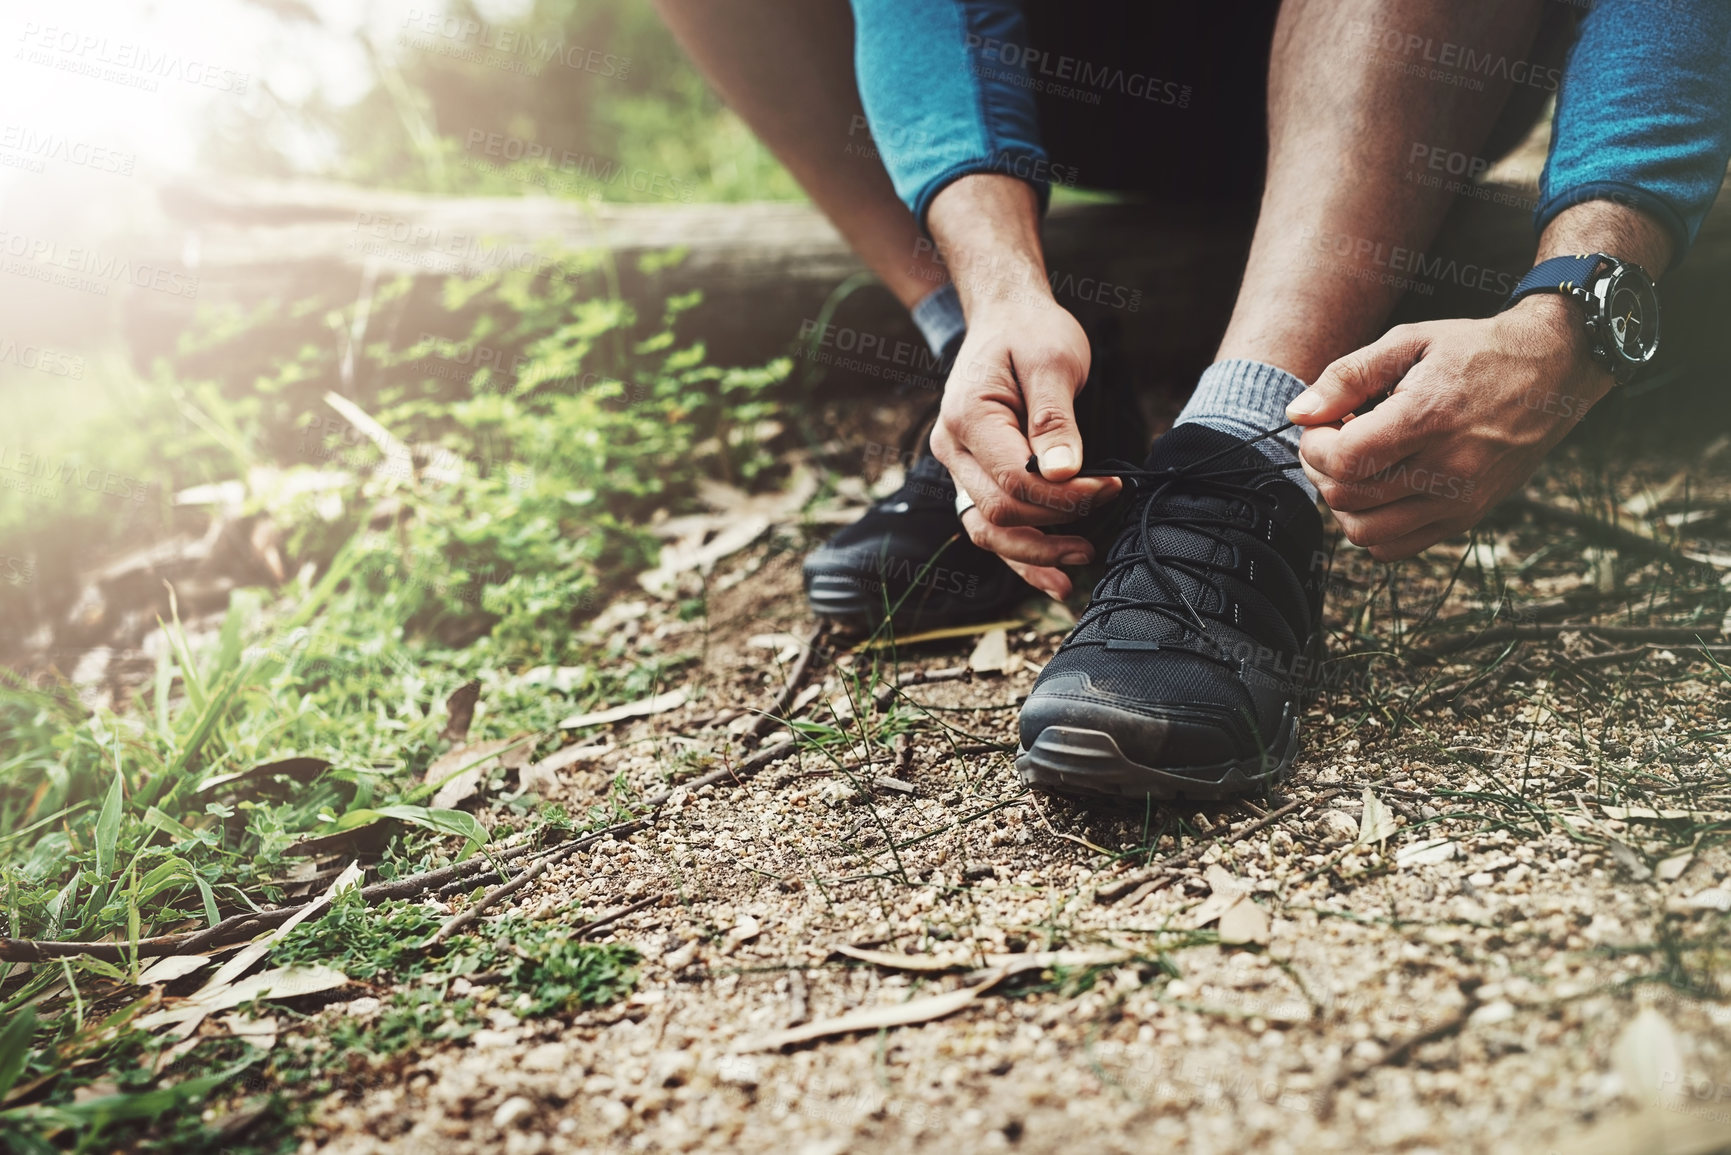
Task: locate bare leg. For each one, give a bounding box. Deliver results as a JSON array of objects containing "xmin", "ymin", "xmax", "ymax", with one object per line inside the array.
[
  {"xmin": 1216, "ymin": 0, "xmax": 1549, "ymax": 382},
  {"xmin": 650, "ymin": 0, "xmax": 944, "ymax": 308}
]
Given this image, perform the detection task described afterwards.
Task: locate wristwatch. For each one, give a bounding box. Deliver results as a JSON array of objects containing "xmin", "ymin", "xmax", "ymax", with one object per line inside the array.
[{"xmin": 1502, "ymin": 252, "xmax": 1660, "ymax": 386}]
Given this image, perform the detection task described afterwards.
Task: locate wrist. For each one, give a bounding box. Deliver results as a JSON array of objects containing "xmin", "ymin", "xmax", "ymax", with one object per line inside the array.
[
  {"xmin": 1507, "ymin": 292, "xmax": 1614, "ymax": 393},
  {"xmin": 927, "ymin": 174, "xmax": 1053, "ymax": 318}
]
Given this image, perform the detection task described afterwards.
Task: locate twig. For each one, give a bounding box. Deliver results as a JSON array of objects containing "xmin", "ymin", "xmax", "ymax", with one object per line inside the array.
[
  {"xmin": 1503, "ymin": 494, "xmax": 1728, "ymax": 569},
  {"xmin": 433, "ymin": 856, "xmax": 550, "ymax": 943},
  {"xmin": 1411, "ymin": 624, "xmax": 1722, "ymax": 662},
  {"xmin": 571, "ymin": 896, "xmax": 659, "ymax": 938},
  {"xmin": 1094, "ymin": 788, "xmax": 1347, "ymax": 905},
  {"xmin": 1315, "ymin": 995, "xmax": 1481, "ymax": 1119},
  {"xmin": 893, "ymin": 733, "xmax": 913, "ymax": 778},
  {"xmin": 748, "ymin": 627, "xmax": 823, "ymax": 738},
  {"xmin": 1028, "ymin": 792, "xmax": 1113, "ymax": 856}
]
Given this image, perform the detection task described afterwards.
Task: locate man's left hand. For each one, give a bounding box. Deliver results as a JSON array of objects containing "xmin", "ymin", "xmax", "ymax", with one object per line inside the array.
[{"xmin": 1284, "ymin": 295, "xmax": 1612, "ymax": 561}]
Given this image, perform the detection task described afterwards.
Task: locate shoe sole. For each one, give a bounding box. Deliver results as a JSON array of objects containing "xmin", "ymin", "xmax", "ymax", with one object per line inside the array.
[{"xmin": 1015, "ymin": 712, "xmax": 1300, "ymax": 801}]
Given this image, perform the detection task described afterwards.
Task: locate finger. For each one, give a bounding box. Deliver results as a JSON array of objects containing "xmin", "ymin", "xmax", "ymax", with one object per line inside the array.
[
  {"xmin": 960, "ymin": 508, "xmax": 1095, "ymax": 567},
  {"xmin": 1330, "ymin": 494, "xmax": 1445, "ymax": 553},
  {"xmin": 950, "ymin": 436, "xmax": 1121, "ymax": 527},
  {"xmin": 1360, "ymin": 514, "xmax": 1478, "ymax": 562},
  {"xmin": 1016, "ymin": 345, "xmax": 1090, "ymax": 481},
  {"xmin": 1006, "ymin": 558, "xmax": 1072, "ymax": 601},
  {"xmin": 1298, "ymin": 390, "xmax": 1428, "ymax": 483},
  {"xmin": 1300, "ymin": 450, "xmax": 1423, "ymax": 513},
  {"xmin": 1287, "ymin": 324, "xmax": 1433, "ymax": 426}
]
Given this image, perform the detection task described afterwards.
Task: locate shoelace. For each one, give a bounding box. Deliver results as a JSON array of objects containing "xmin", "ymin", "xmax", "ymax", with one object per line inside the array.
[{"xmin": 1031, "ymin": 422, "xmax": 1307, "ymax": 653}]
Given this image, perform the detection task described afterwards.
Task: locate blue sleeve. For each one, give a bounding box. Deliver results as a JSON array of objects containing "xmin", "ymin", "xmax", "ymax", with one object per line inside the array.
[
  {"xmin": 1539, "ymin": 0, "xmax": 1731, "ymax": 265},
  {"xmin": 849, "ymin": 0, "xmax": 1062, "ymax": 230}
]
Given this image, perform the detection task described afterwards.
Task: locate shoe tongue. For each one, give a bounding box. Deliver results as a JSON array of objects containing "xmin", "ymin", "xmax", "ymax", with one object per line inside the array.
[{"xmin": 1141, "ymin": 422, "xmax": 1272, "ymax": 474}]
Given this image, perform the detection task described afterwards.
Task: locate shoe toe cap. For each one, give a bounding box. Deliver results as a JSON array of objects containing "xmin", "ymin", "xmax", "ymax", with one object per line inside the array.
[{"xmin": 1018, "ymin": 669, "xmax": 1252, "ymax": 769}]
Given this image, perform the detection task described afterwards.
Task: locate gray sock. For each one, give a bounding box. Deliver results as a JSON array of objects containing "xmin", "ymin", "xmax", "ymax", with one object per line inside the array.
[
  {"xmin": 910, "ymin": 283, "xmax": 966, "ymax": 358},
  {"xmin": 1174, "ymin": 358, "xmax": 1317, "ymax": 501}
]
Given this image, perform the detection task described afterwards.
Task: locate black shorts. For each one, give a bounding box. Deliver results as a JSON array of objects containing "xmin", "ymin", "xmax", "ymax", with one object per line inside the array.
[{"xmin": 1019, "ymin": 2, "xmax": 1282, "ymax": 203}]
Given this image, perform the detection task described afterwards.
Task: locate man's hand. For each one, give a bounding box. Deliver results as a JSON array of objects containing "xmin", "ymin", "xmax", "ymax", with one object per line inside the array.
[
  {"xmin": 925, "ymin": 174, "xmax": 1121, "ymax": 599},
  {"xmin": 1285, "ymin": 296, "xmax": 1611, "ymax": 561},
  {"xmin": 1285, "ymin": 198, "xmax": 1672, "ymax": 562}
]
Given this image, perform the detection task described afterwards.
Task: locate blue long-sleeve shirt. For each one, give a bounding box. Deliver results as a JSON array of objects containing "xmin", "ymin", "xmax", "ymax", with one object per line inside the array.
[{"xmin": 851, "ymin": 0, "xmax": 1731, "ymax": 264}]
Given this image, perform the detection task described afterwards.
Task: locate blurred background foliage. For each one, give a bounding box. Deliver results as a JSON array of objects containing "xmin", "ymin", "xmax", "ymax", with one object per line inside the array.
[{"xmin": 206, "ymin": 0, "xmax": 803, "ymax": 203}]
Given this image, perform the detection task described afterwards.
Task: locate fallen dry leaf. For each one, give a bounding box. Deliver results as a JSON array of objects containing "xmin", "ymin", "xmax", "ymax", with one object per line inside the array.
[
  {"xmin": 1183, "ymin": 865, "xmax": 1248, "ymax": 929},
  {"xmin": 1358, "ymin": 787, "xmax": 1398, "ymax": 845},
  {"xmin": 137, "ymin": 954, "xmax": 216, "ymax": 985},
  {"xmin": 136, "ymin": 965, "xmax": 350, "ymax": 1032},
  {"xmin": 202, "ymin": 861, "xmax": 364, "ymax": 992},
  {"xmin": 1217, "ymin": 897, "xmax": 1271, "ymax": 946},
  {"xmin": 1395, "ymin": 838, "xmax": 1458, "ymax": 868},
  {"xmin": 739, "ymin": 968, "xmax": 1008, "ymax": 1051},
  {"xmin": 516, "ymin": 742, "xmax": 612, "ymax": 796},
  {"xmin": 439, "ymin": 680, "xmax": 482, "ymax": 743},
  {"xmin": 559, "ymin": 688, "xmax": 689, "ymax": 730},
  {"xmin": 1601, "ymin": 804, "xmax": 1697, "ymax": 823},
  {"xmin": 836, "ymin": 945, "xmax": 970, "ymax": 972},
  {"xmin": 968, "ymin": 628, "xmax": 1010, "ymax": 674},
  {"xmin": 854, "ymin": 618, "xmax": 1028, "ymax": 652},
  {"xmin": 425, "ymin": 736, "xmax": 533, "ymax": 810}
]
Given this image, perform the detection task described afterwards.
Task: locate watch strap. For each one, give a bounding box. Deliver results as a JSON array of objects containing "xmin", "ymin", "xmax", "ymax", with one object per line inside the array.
[{"xmin": 1502, "ymin": 253, "xmax": 1605, "ymax": 312}]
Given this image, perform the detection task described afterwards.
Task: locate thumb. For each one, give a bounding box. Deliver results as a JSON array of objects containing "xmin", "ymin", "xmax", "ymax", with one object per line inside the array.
[
  {"xmin": 1286, "ymin": 325, "xmax": 1431, "ymax": 426},
  {"xmin": 1021, "ymin": 355, "xmax": 1089, "ymax": 481}
]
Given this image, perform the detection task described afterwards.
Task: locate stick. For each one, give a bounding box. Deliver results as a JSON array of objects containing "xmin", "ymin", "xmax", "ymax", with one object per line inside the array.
[
  {"xmin": 571, "ymin": 896, "xmax": 659, "ymax": 939},
  {"xmin": 1412, "ymin": 624, "xmax": 1723, "ymax": 662},
  {"xmin": 1314, "ymin": 996, "xmax": 1481, "ymax": 1119},
  {"xmin": 433, "ymin": 856, "xmax": 550, "ymax": 943},
  {"xmin": 747, "ymin": 627, "xmax": 823, "ymax": 738},
  {"xmin": 1504, "ymin": 495, "xmax": 1727, "ymax": 570}
]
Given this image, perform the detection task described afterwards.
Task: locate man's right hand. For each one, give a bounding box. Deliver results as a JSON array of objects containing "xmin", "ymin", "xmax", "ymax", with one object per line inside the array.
[{"xmin": 924, "ymin": 174, "xmax": 1121, "ymax": 600}]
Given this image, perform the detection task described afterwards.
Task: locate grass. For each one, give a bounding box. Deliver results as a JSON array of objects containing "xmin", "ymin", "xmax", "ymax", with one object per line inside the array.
[{"xmin": 0, "ymin": 253, "xmax": 791, "ymax": 1149}]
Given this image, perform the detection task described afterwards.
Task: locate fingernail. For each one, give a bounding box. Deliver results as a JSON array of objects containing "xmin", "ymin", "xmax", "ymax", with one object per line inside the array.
[
  {"xmin": 1059, "ymin": 551, "xmax": 1091, "ymax": 566},
  {"xmin": 1286, "ymin": 392, "xmax": 1320, "ymax": 419},
  {"xmin": 1040, "ymin": 445, "xmax": 1077, "ymax": 474}
]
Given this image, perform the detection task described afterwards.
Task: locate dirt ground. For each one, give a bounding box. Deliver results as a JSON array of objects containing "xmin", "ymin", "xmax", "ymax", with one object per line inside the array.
[{"xmin": 282, "ymin": 425, "xmax": 1731, "ymax": 1155}]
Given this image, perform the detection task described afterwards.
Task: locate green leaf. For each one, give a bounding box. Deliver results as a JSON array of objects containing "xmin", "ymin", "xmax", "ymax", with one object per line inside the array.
[
  {"xmin": 94, "ymin": 771, "xmax": 123, "ymax": 879},
  {"xmin": 337, "ymin": 805, "xmax": 489, "ymax": 848},
  {"xmin": 0, "ymin": 1006, "xmax": 35, "ymax": 1101}
]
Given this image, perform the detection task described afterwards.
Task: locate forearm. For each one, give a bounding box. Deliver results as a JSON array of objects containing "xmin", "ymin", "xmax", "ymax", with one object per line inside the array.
[
  {"xmin": 924, "ymin": 174, "xmax": 1052, "ymax": 318},
  {"xmin": 1534, "ymin": 198, "xmax": 1673, "ymax": 273}
]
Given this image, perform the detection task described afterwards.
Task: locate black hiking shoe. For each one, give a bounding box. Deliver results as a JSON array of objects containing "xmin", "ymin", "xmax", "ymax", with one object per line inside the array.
[
  {"xmin": 804, "ymin": 320, "xmax": 1146, "ymax": 632},
  {"xmin": 1016, "ymin": 424, "xmax": 1328, "ymax": 800},
  {"xmin": 802, "ymin": 431, "xmax": 1033, "ymax": 630}
]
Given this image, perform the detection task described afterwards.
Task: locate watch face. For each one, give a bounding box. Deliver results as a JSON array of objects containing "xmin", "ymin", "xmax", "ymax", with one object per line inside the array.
[{"xmin": 1603, "ymin": 265, "xmax": 1660, "ymax": 366}]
